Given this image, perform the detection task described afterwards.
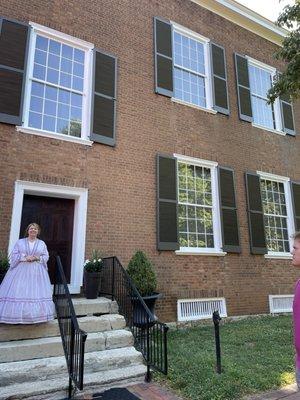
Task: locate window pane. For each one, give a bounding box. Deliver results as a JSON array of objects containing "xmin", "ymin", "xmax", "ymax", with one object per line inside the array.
[
  {"xmin": 178, "ymin": 161, "xmax": 214, "ymax": 249},
  {"xmin": 261, "ymin": 178, "xmax": 289, "ymax": 253},
  {"xmin": 29, "ymin": 112, "xmax": 42, "ymax": 129},
  {"xmin": 29, "ymin": 35, "xmax": 85, "ymax": 139}
]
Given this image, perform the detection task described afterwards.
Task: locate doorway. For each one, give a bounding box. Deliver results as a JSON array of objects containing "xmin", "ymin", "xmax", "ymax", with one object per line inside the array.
[{"xmin": 20, "ymin": 195, "xmax": 75, "ymax": 283}]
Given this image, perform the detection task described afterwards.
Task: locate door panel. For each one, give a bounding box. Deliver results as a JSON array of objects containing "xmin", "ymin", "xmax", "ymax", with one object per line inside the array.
[{"xmin": 20, "ymin": 195, "xmax": 75, "ymax": 283}]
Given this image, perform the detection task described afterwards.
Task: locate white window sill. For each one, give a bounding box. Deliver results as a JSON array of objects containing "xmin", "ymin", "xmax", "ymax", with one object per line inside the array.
[
  {"xmin": 264, "ymin": 253, "xmax": 292, "ymax": 260},
  {"xmin": 171, "ymin": 98, "xmax": 217, "ymax": 114},
  {"xmin": 252, "ymin": 123, "xmax": 286, "ymax": 136},
  {"xmin": 176, "ymin": 249, "xmax": 227, "ymax": 256},
  {"xmin": 16, "ymin": 126, "xmax": 93, "ymax": 146}
]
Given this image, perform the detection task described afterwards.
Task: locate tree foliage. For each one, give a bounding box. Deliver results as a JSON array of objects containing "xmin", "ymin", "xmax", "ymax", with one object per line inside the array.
[
  {"xmin": 127, "ymin": 251, "xmax": 157, "ymax": 296},
  {"xmin": 267, "ymin": 3, "xmax": 300, "ymax": 103}
]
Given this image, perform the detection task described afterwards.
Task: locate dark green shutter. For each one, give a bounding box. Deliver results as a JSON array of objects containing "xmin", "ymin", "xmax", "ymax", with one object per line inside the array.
[
  {"xmin": 157, "ymin": 154, "xmax": 179, "ymax": 250},
  {"xmin": 280, "ymin": 93, "xmax": 295, "ymax": 136},
  {"xmin": 218, "ymin": 167, "xmax": 240, "ymax": 252},
  {"xmin": 90, "ymin": 50, "xmax": 117, "ymax": 146},
  {"xmin": 245, "ymin": 173, "xmax": 267, "ymax": 254},
  {"xmin": 234, "ymin": 53, "xmax": 253, "ymax": 122},
  {"xmin": 154, "ymin": 17, "xmax": 173, "ymax": 97},
  {"xmin": 291, "ymin": 182, "xmax": 300, "ymax": 231},
  {"xmin": 0, "ymin": 17, "xmax": 29, "ymax": 125},
  {"xmin": 210, "ymin": 43, "xmax": 229, "ymax": 115}
]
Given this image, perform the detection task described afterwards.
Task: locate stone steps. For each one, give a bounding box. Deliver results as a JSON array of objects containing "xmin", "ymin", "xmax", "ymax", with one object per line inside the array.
[
  {"xmin": 0, "ymin": 329, "xmax": 133, "ymax": 362},
  {"xmin": 0, "ymin": 313, "xmax": 125, "ymax": 342},
  {"xmin": 0, "ymin": 346, "xmax": 143, "ymax": 386},
  {"xmin": 0, "ymin": 297, "xmax": 146, "ymax": 398},
  {"xmin": 0, "ymin": 364, "xmax": 147, "ymax": 400}
]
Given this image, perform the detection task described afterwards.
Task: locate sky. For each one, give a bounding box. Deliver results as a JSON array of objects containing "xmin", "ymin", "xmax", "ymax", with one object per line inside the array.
[{"xmin": 235, "ymin": 0, "xmax": 295, "ymax": 22}]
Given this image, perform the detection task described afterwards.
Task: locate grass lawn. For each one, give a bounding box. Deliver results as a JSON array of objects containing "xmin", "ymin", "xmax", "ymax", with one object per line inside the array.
[{"xmin": 156, "ymin": 315, "xmax": 295, "ymax": 400}]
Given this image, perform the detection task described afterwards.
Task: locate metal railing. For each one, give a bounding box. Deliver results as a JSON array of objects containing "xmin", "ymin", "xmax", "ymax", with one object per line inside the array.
[
  {"xmin": 100, "ymin": 256, "xmax": 168, "ymax": 380},
  {"xmin": 53, "ymin": 255, "xmax": 87, "ymax": 399}
]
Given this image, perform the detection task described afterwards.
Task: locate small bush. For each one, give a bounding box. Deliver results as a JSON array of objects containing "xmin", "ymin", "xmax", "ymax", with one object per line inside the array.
[
  {"xmin": 127, "ymin": 250, "xmax": 157, "ymax": 296},
  {"xmin": 0, "ymin": 251, "xmax": 9, "ymax": 272}
]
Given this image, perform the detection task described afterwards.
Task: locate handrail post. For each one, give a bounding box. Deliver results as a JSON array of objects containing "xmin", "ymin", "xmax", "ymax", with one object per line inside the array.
[
  {"xmin": 68, "ymin": 324, "xmax": 75, "ymax": 399},
  {"xmin": 213, "ymin": 310, "xmax": 222, "ymax": 374},
  {"xmin": 164, "ymin": 325, "xmax": 169, "ymax": 375},
  {"xmin": 111, "ymin": 257, "xmax": 115, "ymax": 301},
  {"xmin": 145, "ymin": 317, "xmax": 151, "ymax": 382}
]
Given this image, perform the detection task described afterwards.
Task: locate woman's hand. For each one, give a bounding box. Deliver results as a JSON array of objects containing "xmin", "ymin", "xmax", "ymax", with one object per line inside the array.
[{"xmin": 26, "ymin": 255, "xmax": 36, "ymax": 262}]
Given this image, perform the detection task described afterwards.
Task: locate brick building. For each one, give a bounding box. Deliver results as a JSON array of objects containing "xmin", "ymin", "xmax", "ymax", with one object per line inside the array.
[{"xmin": 0, "ymin": 0, "xmax": 299, "ymax": 322}]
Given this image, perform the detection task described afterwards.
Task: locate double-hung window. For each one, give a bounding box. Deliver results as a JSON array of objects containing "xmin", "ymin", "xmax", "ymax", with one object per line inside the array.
[
  {"xmin": 154, "ymin": 18, "xmax": 229, "ymax": 115},
  {"xmin": 176, "ymin": 156, "xmax": 223, "ymax": 254},
  {"xmin": 22, "ymin": 23, "xmax": 93, "ymax": 142},
  {"xmin": 173, "ymin": 28, "xmax": 210, "ymax": 109},
  {"xmin": 235, "ymin": 53, "xmax": 295, "ymax": 135},
  {"xmin": 259, "ymin": 172, "xmax": 294, "ymax": 256}
]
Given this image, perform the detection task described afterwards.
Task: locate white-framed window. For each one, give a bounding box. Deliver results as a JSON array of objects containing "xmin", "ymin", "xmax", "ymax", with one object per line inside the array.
[
  {"xmin": 258, "ymin": 171, "xmax": 295, "ymax": 256},
  {"xmin": 172, "ymin": 23, "xmax": 213, "ymax": 111},
  {"xmin": 248, "ymin": 58, "xmax": 282, "ymax": 132},
  {"xmin": 21, "ymin": 23, "xmax": 93, "ymax": 144},
  {"xmin": 175, "ymin": 155, "xmax": 223, "ymax": 255}
]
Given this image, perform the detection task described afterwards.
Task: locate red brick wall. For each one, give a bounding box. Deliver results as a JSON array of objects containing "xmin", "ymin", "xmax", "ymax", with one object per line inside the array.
[{"xmin": 0, "ymin": 0, "xmax": 299, "ymax": 321}]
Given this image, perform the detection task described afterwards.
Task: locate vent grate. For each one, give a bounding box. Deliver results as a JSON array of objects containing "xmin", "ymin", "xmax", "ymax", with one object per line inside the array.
[
  {"xmin": 177, "ymin": 298, "xmax": 227, "ymax": 322},
  {"xmin": 269, "ymin": 295, "xmax": 293, "ymax": 314}
]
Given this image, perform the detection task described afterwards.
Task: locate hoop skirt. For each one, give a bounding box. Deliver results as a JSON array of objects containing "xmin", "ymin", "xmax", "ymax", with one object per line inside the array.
[{"xmin": 0, "ymin": 238, "xmax": 55, "ymax": 324}]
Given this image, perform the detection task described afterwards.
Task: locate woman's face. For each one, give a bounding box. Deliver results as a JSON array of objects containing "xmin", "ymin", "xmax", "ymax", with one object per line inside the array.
[
  {"xmin": 292, "ymin": 239, "xmax": 300, "ymax": 267},
  {"xmin": 28, "ymin": 225, "xmax": 39, "ymax": 239}
]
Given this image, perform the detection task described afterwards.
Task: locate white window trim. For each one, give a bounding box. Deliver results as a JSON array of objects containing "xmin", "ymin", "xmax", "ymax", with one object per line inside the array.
[
  {"xmin": 247, "ymin": 56, "xmax": 283, "ymax": 133},
  {"xmin": 18, "ymin": 22, "xmax": 94, "ymax": 145},
  {"xmin": 257, "ymin": 170, "xmax": 295, "ymax": 259},
  {"xmin": 171, "ymin": 22, "xmax": 214, "ymax": 111},
  {"xmin": 9, "ymin": 180, "xmax": 88, "ymax": 294},
  {"xmin": 174, "ymin": 154, "xmax": 225, "ymax": 255}
]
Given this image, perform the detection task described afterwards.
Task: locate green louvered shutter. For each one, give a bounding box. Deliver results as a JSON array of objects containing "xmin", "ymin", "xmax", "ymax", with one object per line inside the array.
[
  {"xmin": 154, "ymin": 17, "xmax": 173, "ymax": 97},
  {"xmin": 218, "ymin": 167, "xmax": 240, "ymax": 252},
  {"xmin": 157, "ymin": 154, "xmax": 179, "ymax": 250},
  {"xmin": 90, "ymin": 50, "xmax": 117, "ymax": 146},
  {"xmin": 280, "ymin": 92, "xmax": 295, "ymax": 136},
  {"xmin": 245, "ymin": 173, "xmax": 267, "ymax": 254},
  {"xmin": 234, "ymin": 53, "xmax": 253, "ymax": 122},
  {"xmin": 210, "ymin": 43, "xmax": 229, "ymax": 115},
  {"xmin": 0, "ymin": 17, "xmax": 29, "ymax": 125},
  {"xmin": 291, "ymin": 181, "xmax": 300, "ymax": 231}
]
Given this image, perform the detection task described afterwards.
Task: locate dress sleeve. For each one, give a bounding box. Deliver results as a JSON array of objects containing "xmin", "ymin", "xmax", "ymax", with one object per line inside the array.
[
  {"xmin": 10, "ymin": 240, "xmax": 23, "ymax": 269},
  {"xmin": 39, "ymin": 241, "xmax": 49, "ymax": 270}
]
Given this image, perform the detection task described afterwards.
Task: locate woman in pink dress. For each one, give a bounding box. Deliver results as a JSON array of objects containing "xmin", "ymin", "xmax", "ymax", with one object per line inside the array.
[
  {"xmin": 292, "ymin": 232, "xmax": 300, "ymax": 389},
  {"xmin": 0, "ymin": 223, "xmax": 54, "ymax": 324}
]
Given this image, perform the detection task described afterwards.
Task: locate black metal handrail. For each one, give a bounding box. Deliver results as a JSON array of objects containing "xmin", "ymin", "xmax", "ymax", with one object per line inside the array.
[
  {"xmin": 100, "ymin": 256, "xmax": 168, "ymax": 380},
  {"xmin": 53, "ymin": 255, "xmax": 87, "ymax": 399}
]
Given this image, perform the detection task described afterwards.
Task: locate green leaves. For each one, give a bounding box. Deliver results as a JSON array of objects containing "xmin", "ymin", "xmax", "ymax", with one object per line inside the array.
[
  {"xmin": 127, "ymin": 250, "xmax": 157, "ymax": 296},
  {"xmin": 267, "ymin": 3, "xmax": 300, "ymax": 103}
]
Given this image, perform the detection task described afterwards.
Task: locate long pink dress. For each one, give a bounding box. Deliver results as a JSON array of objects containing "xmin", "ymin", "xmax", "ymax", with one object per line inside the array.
[
  {"xmin": 293, "ymin": 279, "xmax": 300, "ymax": 381},
  {"xmin": 0, "ymin": 238, "xmax": 55, "ymax": 324}
]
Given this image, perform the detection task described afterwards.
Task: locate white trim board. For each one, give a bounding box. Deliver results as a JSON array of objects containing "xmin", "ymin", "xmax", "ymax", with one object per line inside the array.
[{"xmin": 9, "ymin": 180, "xmax": 88, "ymax": 294}]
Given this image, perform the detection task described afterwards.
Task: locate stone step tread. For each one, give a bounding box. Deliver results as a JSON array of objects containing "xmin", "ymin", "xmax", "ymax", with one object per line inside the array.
[
  {"xmin": 0, "ymin": 364, "xmax": 146, "ymax": 400},
  {"xmin": 0, "ymin": 329, "xmax": 133, "ymax": 362},
  {"xmin": 0, "ymin": 314, "xmax": 125, "ymax": 342},
  {"xmin": 0, "ymin": 346, "xmax": 144, "ymax": 385},
  {"xmin": 72, "ymin": 297, "xmax": 118, "ymax": 315}
]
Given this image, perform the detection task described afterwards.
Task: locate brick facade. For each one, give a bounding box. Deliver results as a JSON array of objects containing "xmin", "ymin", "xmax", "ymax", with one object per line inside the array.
[{"xmin": 0, "ymin": 0, "xmax": 299, "ymax": 321}]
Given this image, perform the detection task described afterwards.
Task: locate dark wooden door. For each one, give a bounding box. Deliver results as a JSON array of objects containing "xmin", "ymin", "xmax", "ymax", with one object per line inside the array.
[{"xmin": 20, "ymin": 195, "xmax": 75, "ymax": 283}]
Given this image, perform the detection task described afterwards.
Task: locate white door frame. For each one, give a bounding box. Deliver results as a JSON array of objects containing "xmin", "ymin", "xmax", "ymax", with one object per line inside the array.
[{"xmin": 9, "ymin": 180, "xmax": 88, "ymax": 293}]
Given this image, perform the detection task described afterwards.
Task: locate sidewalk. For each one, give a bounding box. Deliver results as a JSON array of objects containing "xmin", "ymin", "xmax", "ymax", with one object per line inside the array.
[{"xmin": 76, "ymin": 382, "xmax": 300, "ymax": 400}]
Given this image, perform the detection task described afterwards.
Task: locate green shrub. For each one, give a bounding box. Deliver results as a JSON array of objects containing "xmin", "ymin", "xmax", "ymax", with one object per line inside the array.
[{"xmin": 127, "ymin": 250, "xmax": 157, "ymax": 296}]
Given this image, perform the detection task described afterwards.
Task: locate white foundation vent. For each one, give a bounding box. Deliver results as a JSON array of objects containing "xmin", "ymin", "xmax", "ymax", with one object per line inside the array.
[
  {"xmin": 269, "ymin": 295, "xmax": 294, "ymax": 314},
  {"xmin": 177, "ymin": 297, "xmax": 227, "ymax": 322}
]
